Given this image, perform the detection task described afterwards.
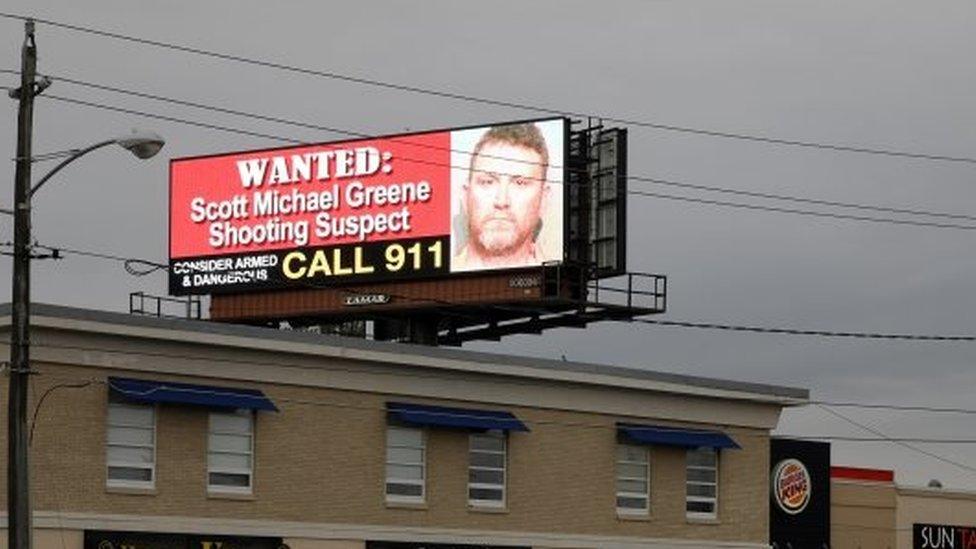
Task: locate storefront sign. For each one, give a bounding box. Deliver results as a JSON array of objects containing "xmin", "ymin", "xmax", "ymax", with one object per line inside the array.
[
  {"xmin": 768, "ymin": 438, "xmax": 830, "ymax": 549},
  {"xmin": 84, "ymin": 530, "xmax": 284, "ymax": 549},
  {"xmin": 915, "ymin": 523, "xmax": 976, "ymax": 549},
  {"xmin": 772, "ymin": 458, "xmax": 811, "ymax": 514},
  {"xmin": 367, "ymin": 543, "xmax": 529, "ymax": 549}
]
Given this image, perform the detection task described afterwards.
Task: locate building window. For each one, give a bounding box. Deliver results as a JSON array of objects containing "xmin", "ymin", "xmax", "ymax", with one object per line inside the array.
[
  {"xmin": 686, "ymin": 447, "xmax": 718, "ymax": 518},
  {"xmin": 469, "ymin": 431, "xmax": 506, "ymax": 506},
  {"xmin": 386, "ymin": 426, "xmax": 425, "ymax": 502},
  {"xmin": 208, "ymin": 409, "xmax": 254, "ymax": 493},
  {"xmin": 616, "ymin": 444, "xmax": 649, "ymax": 514},
  {"xmin": 106, "ymin": 398, "xmax": 155, "ymax": 487}
]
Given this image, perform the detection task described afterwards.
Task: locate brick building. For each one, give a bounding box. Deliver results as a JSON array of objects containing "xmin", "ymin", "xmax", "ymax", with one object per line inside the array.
[
  {"xmin": 1, "ymin": 304, "xmax": 806, "ymax": 549},
  {"xmin": 832, "ymin": 466, "xmax": 976, "ymax": 549}
]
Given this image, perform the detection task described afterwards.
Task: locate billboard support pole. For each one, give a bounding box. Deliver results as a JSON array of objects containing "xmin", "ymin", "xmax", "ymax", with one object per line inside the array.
[
  {"xmin": 408, "ymin": 316, "xmax": 439, "ymax": 346},
  {"xmin": 375, "ymin": 317, "xmax": 439, "ymax": 346}
]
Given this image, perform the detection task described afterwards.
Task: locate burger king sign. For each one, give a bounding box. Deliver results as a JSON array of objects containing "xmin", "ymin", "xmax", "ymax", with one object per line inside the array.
[{"xmin": 772, "ymin": 458, "xmax": 811, "ymax": 514}]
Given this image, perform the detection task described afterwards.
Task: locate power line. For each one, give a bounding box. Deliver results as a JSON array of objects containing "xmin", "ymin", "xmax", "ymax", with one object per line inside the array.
[
  {"xmin": 784, "ymin": 436, "xmax": 976, "ymax": 444},
  {"xmin": 2, "ymin": 13, "xmax": 976, "ymax": 165},
  {"xmin": 9, "ymin": 148, "xmax": 78, "ymax": 163},
  {"xmin": 33, "ymin": 243, "xmax": 154, "ymax": 265},
  {"xmin": 632, "ymin": 176, "xmax": 976, "ymax": 222},
  {"xmin": 816, "ymin": 404, "xmax": 976, "ymax": 474},
  {"xmin": 25, "ymin": 380, "xmax": 74, "ymax": 549},
  {"xmin": 635, "ymin": 318, "xmax": 976, "ymax": 342},
  {"xmin": 42, "ymin": 94, "xmax": 306, "ymax": 145},
  {"xmin": 13, "ymin": 69, "xmax": 976, "ymax": 224},
  {"xmin": 627, "ymin": 190, "xmax": 976, "ymax": 231},
  {"xmin": 13, "ymin": 66, "xmax": 974, "ymax": 230},
  {"xmin": 12, "ymin": 240, "xmax": 976, "ymax": 343},
  {"xmin": 1, "ymin": 241, "xmax": 168, "ymax": 276},
  {"xmin": 30, "ymin": 93, "xmax": 976, "ymax": 232},
  {"xmin": 52, "ymin": 246, "xmax": 166, "ymax": 276},
  {"xmin": 29, "ymin": 379, "xmax": 92, "ymax": 446},
  {"xmin": 812, "ymin": 401, "xmax": 976, "ymax": 415}
]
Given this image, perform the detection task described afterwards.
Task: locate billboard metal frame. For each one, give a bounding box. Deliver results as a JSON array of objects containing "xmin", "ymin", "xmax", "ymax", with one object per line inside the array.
[{"xmin": 161, "ymin": 117, "xmax": 665, "ymax": 346}]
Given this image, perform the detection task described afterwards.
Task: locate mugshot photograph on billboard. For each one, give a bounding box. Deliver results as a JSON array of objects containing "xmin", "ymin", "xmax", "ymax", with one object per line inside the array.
[
  {"xmin": 449, "ymin": 119, "xmax": 565, "ymax": 274},
  {"xmin": 169, "ymin": 118, "xmax": 567, "ymax": 295}
]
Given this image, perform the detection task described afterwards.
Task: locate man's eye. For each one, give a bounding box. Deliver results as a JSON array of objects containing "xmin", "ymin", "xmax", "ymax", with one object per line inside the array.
[
  {"xmin": 514, "ymin": 178, "xmax": 531, "ymax": 186},
  {"xmin": 476, "ymin": 177, "xmax": 496, "ymax": 186}
]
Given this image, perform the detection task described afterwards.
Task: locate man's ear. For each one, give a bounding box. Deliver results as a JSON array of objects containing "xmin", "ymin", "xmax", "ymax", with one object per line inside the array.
[{"xmin": 460, "ymin": 182, "xmax": 470, "ymax": 215}]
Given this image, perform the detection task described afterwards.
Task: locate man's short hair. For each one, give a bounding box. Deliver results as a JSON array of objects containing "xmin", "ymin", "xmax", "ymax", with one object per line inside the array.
[{"xmin": 468, "ymin": 123, "xmax": 549, "ymax": 177}]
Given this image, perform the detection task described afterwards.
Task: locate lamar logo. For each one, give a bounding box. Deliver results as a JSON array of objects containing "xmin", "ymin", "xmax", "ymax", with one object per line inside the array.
[
  {"xmin": 343, "ymin": 293, "xmax": 391, "ymax": 306},
  {"xmin": 772, "ymin": 458, "xmax": 811, "ymax": 515}
]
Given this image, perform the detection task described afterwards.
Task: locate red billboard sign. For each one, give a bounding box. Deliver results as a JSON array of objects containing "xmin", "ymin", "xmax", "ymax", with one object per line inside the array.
[{"xmin": 169, "ymin": 118, "xmax": 566, "ymax": 295}]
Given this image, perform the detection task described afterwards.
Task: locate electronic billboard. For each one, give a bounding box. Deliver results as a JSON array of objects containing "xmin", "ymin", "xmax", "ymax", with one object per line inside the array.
[{"xmin": 170, "ymin": 118, "xmax": 567, "ymax": 295}]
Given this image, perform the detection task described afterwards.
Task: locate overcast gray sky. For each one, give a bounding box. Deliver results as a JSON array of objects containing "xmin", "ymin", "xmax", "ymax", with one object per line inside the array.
[{"xmin": 2, "ymin": 1, "xmax": 975, "ymax": 489}]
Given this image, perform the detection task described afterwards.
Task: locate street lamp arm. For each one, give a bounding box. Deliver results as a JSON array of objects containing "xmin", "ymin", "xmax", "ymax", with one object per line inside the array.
[{"xmin": 29, "ymin": 139, "xmax": 115, "ymax": 198}]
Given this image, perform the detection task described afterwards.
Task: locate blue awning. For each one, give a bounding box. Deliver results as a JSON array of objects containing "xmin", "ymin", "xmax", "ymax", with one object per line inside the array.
[
  {"xmin": 618, "ymin": 423, "xmax": 740, "ymax": 449},
  {"xmin": 109, "ymin": 377, "xmax": 278, "ymax": 412},
  {"xmin": 387, "ymin": 402, "xmax": 529, "ymax": 432}
]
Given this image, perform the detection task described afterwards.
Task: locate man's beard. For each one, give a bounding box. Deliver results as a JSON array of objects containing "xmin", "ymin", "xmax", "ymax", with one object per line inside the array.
[{"xmin": 472, "ymin": 219, "xmax": 530, "ymax": 256}]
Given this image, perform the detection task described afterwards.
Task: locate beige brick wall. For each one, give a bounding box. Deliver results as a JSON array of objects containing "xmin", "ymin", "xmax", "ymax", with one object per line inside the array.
[
  {"xmin": 831, "ymin": 480, "xmax": 897, "ymax": 549},
  {"xmin": 0, "ymin": 527, "xmax": 84, "ymax": 549},
  {"xmin": 1, "ymin": 361, "xmax": 772, "ymax": 545},
  {"xmin": 896, "ymin": 488, "xmax": 976, "ymax": 549}
]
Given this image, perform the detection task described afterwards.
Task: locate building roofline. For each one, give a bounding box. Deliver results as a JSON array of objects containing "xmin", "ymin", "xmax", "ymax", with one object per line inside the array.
[
  {"xmin": 0, "ymin": 303, "xmax": 809, "ymax": 405},
  {"xmin": 897, "ymin": 485, "xmax": 976, "ymax": 500},
  {"xmin": 831, "ymin": 466, "xmax": 895, "ymax": 483}
]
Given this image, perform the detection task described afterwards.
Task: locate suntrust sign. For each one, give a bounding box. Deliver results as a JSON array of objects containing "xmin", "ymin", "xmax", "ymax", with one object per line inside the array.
[
  {"xmin": 169, "ymin": 118, "xmax": 566, "ymax": 295},
  {"xmin": 915, "ymin": 523, "xmax": 976, "ymax": 549}
]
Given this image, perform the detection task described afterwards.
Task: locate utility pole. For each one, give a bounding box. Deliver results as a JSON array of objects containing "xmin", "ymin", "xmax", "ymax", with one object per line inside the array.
[
  {"xmin": 8, "ymin": 19, "xmax": 37, "ymax": 549},
  {"xmin": 6, "ymin": 31, "xmax": 157, "ymax": 549}
]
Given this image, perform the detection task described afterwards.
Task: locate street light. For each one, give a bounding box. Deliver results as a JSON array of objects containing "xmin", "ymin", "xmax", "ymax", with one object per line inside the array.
[
  {"xmin": 30, "ymin": 130, "xmax": 166, "ymax": 196},
  {"xmin": 117, "ymin": 130, "xmax": 166, "ymax": 160},
  {"xmin": 8, "ymin": 22, "xmax": 165, "ymax": 549},
  {"xmin": 8, "ymin": 130, "xmax": 164, "ymax": 549}
]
